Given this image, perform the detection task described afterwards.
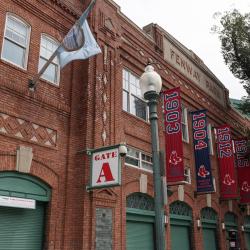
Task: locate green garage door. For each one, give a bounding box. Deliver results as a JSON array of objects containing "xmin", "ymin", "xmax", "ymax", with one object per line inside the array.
[
  {"xmin": 126, "ymin": 193, "xmax": 155, "ymax": 250},
  {"xmin": 245, "ymin": 232, "xmax": 250, "ymax": 250},
  {"xmin": 225, "ymin": 212, "xmax": 238, "ymax": 249},
  {"xmin": 0, "ymin": 172, "xmax": 51, "ymax": 250},
  {"xmin": 171, "ymin": 224, "xmax": 190, "ymax": 250},
  {"xmin": 170, "ymin": 201, "xmax": 193, "ymax": 250},
  {"xmin": 202, "ymin": 228, "xmax": 217, "ymax": 250},
  {"xmin": 126, "ymin": 219, "xmax": 154, "ymax": 250},
  {"xmin": 0, "ymin": 203, "xmax": 45, "ymax": 250},
  {"xmin": 201, "ymin": 207, "xmax": 218, "ymax": 250},
  {"xmin": 244, "ymin": 216, "xmax": 250, "ymax": 250}
]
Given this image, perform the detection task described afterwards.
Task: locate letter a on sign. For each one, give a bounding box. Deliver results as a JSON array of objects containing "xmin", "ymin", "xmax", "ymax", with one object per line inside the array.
[
  {"xmin": 96, "ymin": 162, "xmax": 115, "ymax": 183},
  {"xmin": 90, "ymin": 145, "xmax": 121, "ymax": 189}
]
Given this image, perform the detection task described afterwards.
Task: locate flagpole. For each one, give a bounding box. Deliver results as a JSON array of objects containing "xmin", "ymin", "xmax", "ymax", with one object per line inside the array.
[
  {"xmin": 28, "ymin": 0, "xmax": 97, "ymax": 91},
  {"xmin": 28, "ymin": 48, "xmax": 60, "ymax": 90}
]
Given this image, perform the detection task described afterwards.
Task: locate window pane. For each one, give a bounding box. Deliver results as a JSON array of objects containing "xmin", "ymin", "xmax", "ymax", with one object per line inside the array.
[
  {"xmin": 125, "ymin": 157, "xmax": 139, "ymax": 166},
  {"xmin": 141, "ymin": 161, "xmax": 153, "ymax": 171},
  {"xmin": 123, "ymin": 90, "xmax": 129, "ymax": 111},
  {"xmin": 127, "ymin": 148, "xmax": 139, "ymax": 158},
  {"xmin": 39, "ymin": 58, "xmax": 58, "ymax": 83},
  {"xmin": 6, "ymin": 17, "xmax": 27, "ymax": 46},
  {"xmin": 131, "ymin": 95, "xmax": 147, "ymax": 120},
  {"xmin": 2, "ymin": 39, "xmax": 25, "ymax": 67},
  {"xmin": 39, "ymin": 35, "xmax": 59, "ymax": 84}
]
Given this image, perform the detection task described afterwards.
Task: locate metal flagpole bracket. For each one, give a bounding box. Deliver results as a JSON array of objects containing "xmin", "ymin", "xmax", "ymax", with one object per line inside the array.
[{"xmin": 28, "ymin": 79, "xmax": 36, "ymax": 91}]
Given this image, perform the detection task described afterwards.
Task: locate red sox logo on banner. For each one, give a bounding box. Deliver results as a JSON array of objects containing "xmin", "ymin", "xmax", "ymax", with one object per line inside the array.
[
  {"xmin": 163, "ymin": 87, "xmax": 184, "ymax": 183},
  {"xmin": 234, "ymin": 138, "xmax": 250, "ymax": 204},
  {"xmin": 216, "ymin": 125, "xmax": 238, "ymax": 199}
]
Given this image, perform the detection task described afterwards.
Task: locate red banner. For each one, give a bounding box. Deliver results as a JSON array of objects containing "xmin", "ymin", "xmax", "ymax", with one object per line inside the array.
[
  {"xmin": 164, "ymin": 87, "xmax": 184, "ymax": 183},
  {"xmin": 216, "ymin": 125, "xmax": 238, "ymax": 199},
  {"xmin": 234, "ymin": 138, "xmax": 250, "ymax": 204}
]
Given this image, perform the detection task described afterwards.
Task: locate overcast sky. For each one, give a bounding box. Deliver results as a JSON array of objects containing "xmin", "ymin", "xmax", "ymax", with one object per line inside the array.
[{"xmin": 113, "ymin": 0, "xmax": 250, "ymax": 99}]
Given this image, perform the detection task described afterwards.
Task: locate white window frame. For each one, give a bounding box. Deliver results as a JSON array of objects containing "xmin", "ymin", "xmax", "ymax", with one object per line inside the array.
[
  {"xmin": 125, "ymin": 147, "xmax": 153, "ymax": 172},
  {"xmin": 38, "ymin": 34, "xmax": 60, "ymax": 85},
  {"xmin": 122, "ymin": 68, "xmax": 149, "ymax": 121},
  {"xmin": 207, "ymin": 124, "xmax": 214, "ymax": 155},
  {"xmin": 1, "ymin": 13, "xmax": 31, "ymax": 69},
  {"xmin": 183, "ymin": 167, "xmax": 191, "ymax": 184},
  {"xmin": 181, "ymin": 105, "xmax": 189, "ymax": 143},
  {"xmin": 212, "ymin": 176, "xmax": 216, "ymax": 192}
]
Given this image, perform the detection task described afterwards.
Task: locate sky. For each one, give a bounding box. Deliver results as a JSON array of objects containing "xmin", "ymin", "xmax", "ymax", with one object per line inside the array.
[{"xmin": 113, "ymin": 0, "xmax": 250, "ymax": 99}]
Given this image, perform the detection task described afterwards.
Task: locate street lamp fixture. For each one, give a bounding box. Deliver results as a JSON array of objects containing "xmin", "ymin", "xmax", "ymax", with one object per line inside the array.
[{"xmin": 139, "ymin": 65, "xmax": 166, "ymax": 250}]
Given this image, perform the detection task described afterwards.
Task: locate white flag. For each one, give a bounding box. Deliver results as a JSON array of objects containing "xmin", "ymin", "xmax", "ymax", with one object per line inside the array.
[
  {"xmin": 58, "ymin": 20, "xmax": 101, "ymax": 68},
  {"xmin": 57, "ymin": 0, "xmax": 101, "ymax": 68}
]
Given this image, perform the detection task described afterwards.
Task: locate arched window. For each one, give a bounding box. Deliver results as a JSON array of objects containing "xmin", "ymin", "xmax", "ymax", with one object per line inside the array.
[
  {"xmin": 170, "ymin": 201, "xmax": 192, "ymax": 217},
  {"xmin": 1, "ymin": 13, "xmax": 31, "ymax": 69},
  {"xmin": 38, "ymin": 34, "xmax": 60, "ymax": 85},
  {"xmin": 201, "ymin": 207, "xmax": 218, "ymax": 221},
  {"xmin": 126, "ymin": 192, "xmax": 154, "ymax": 211}
]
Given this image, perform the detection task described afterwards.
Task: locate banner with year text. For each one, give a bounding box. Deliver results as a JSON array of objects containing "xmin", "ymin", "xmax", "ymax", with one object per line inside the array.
[
  {"xmin": 234, "ymin": 138, "xmax": 250, "ymax": 204},
  {"xmin": 164, "ymin": 87, "xmax": 184, "ymax": 183},
  {"xmin": 191, "ymin": 110, "xmax": 214, "ymax": 193},
  {"xmin": 216, "ymin": 125, "xmax": 238, "ymax": 199}
]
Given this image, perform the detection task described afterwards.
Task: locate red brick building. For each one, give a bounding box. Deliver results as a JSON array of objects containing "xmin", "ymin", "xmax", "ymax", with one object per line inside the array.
[{"xmin": 0, "ymin": 0, "xmax": 249, "ymax": 249}]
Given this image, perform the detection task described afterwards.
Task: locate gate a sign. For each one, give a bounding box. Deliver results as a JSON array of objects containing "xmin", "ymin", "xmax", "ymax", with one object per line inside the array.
[{"xmin": 90, "ymin": 145, "xmax": 121, "ymax": 189}]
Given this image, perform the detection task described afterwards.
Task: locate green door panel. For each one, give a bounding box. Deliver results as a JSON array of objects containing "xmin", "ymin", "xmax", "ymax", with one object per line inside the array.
[
  {"xmin": 245, "ymin": 232, "xmax": 250, "ymax": 250},
  {"xmin": 171, "ymin": 224, "xmax": 191, "ymax": 250},
  {"xmin": 0, "ymin": 203, "xmax": 45, "ymax": 250},
  {"xmin": 126, "ymin": 220, "xmax": 154, "ymax": 250},
  {"xmin": 202, "ymin": 228, "xmax": 217, "ymax": 250}
]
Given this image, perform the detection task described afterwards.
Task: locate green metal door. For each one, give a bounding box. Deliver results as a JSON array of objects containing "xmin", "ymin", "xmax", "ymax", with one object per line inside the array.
[
  {"xmin": 202, "ymin": 228, "xmax": 217, "ymax": 250},
  {"xmin": 126, "ymin": 220, "xmax": 154, "ymax": 250},
  {"xmin": 0, "ymin": 202, "xmax": 45, "ymax": 250},
  {"xmin": 245, "ymin": 232, "xmax": 250, "ymax": 250},
  {"xmin": 126, "ymin": 193, "xmax": 155, "ymax": 250},
  {"xmin": 201, "ymin": 208, "xmax": 218, "ymax": 250},
  {"xmin": 244, "ymin": 216, "xmax": 250, "ymax": 250},
  {"xmin": 170, "ymin": 201, "xmax": 193, "ymax": 250},
  {"xmin": 171, "ymin": 224, "xmax": 190, "ymax": 250}
]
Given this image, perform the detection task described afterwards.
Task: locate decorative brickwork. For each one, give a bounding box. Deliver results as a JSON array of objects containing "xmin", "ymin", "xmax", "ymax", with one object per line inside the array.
[{"xmin": 0, "ymin": 112, "xmax": 57, "ymax": 147}]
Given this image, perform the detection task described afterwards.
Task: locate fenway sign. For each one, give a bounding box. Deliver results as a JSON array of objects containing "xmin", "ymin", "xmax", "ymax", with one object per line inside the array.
[{"xmin": 89, "ymin": 145, "xmax": 121, "ymax": 189}]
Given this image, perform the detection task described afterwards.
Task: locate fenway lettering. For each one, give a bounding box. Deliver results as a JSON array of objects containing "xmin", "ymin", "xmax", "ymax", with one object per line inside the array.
[
  {"xmin": 90, "ymin": 146, "xmax": 121, "ymax": 189},
  {"xmin": 163, "ymin": 37, "xmax": 226, "ymax": 107}
]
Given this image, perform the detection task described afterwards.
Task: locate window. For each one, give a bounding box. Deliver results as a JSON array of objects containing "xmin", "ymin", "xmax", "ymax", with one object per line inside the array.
[
  {"xmin": 38, "ymin": 35, "xmax": 60, "ymax": 84},
  {"xmin": 207, "ymin": 124, "xmax": 214, "ymax": 155},
  {"xmin": 125, "ymin": 147, "xmax": 153, "ymax": 172},
  {"xmin": 1, "ymin": 14, "xmax": 30, "ymax": 68},
  {"xmin": 123, "ymin": 69, "xmax": 148, "ymax": 121},
  {"xmin": 184, "ymin": 167, "xmax": 191, "ymax": 184},
  {"xmin": 181, "ymin": 105, "xmax": 189, "ymax": 142}
]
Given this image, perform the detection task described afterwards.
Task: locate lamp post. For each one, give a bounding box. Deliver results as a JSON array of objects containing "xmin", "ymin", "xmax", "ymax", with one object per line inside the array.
[{"xmin": 139, "ymin": 65, "xmax": 166, "ymax": 250}]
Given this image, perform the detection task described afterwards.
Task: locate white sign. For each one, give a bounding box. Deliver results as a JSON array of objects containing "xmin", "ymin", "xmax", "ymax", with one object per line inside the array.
[
  {"xmin": 163, "ymin": 37, "xmax": 226, "ymax": 107},
  {"xmin": 0, "ymin": 196, "xmax": 36, "ymax": 209},
  {"xmin": 90, "ymin": 146, "xmax": 121, "ymax": 189}
]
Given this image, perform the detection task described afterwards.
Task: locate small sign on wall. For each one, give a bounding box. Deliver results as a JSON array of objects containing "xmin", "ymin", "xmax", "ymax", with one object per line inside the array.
[
  {"xmin": 89, "ymin": 145, "xmax": 121, "ymax": 189},
  {"xmin": 0, "ymin": 196, "xmax": 36, "ymax": 209}
]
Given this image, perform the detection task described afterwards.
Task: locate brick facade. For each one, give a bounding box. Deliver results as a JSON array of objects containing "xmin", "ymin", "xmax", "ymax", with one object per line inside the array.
[{"xmin": 0, "ymin": 0, "xmax": 249, "ymax": 249}]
